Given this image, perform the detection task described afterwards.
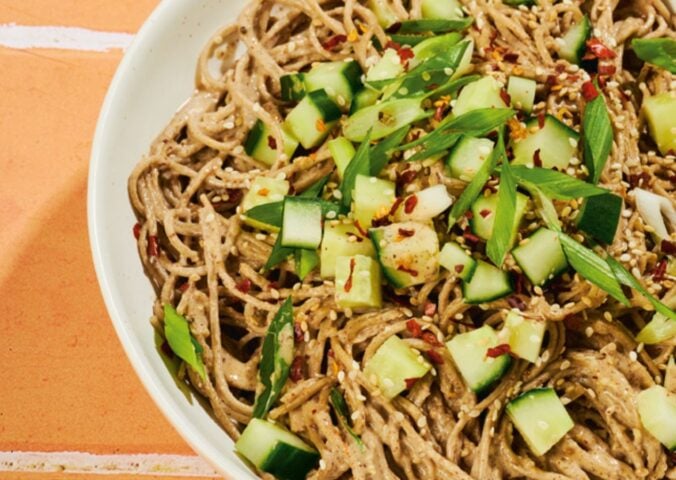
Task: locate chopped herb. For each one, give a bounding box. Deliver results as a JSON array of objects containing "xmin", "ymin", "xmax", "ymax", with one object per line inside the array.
[
  {"xmin": 329, "ymin": 388, "xmax": 364, "ymax": 449},
  {"xmin": 487, "ymin": 157, "xmax": 517, "ymax": 267},
  {"xmin": 582, "ymin": 80, "xmax": 613, "ymax": 184},
  {"xmin": 163, "ymin": 304, "xmax": 206, "ymax": 380},
  {"xmin": 632, "ymin": 38, "xmax": 676, "ymax": 74},
  {"xmin": 510, "ymin": 166, "xmax": 610, "ymax": 199}
]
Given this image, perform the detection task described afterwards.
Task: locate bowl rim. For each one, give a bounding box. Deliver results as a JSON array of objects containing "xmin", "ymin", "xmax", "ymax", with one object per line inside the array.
[{"xmin": 87, "ymin": 0, "xmax": 250, "ymax": 477}]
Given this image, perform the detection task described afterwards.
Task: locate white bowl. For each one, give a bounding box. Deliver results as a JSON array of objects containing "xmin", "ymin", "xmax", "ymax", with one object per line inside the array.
[{"xmin": 88, "ymin": 0, "xmax": 254, "ymax": 478}]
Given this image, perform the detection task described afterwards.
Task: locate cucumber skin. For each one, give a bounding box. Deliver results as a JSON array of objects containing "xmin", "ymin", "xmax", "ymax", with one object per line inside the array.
[
  {"xmin": 280, "ymin": 73, "xmax": 306, "ymax": 102},
  {"xmin": 261, "ymin": 443, "xmax": 320, "ymax": 480},
  {"xmin": 512, "ymin": 228, "xmax": 568, "ymax": 286},
  {"xmin": 462, "ymin": 261, "xmax": 513, "ymax": 304},
  {"xmin": 576, "ymin": 193, "xmax": 623, "ymax": 244}
]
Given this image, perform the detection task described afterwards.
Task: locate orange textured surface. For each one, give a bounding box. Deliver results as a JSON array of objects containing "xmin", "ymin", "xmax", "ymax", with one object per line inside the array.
[{"xmin": 0, "ymin": 1, "xmax": 223, "ymax": 478}]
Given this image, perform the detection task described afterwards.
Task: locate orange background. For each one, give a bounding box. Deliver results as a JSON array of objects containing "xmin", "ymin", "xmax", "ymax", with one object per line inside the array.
[{"xmin": 0, "ymin": 1, "xmax": 220, "ymax": 478}]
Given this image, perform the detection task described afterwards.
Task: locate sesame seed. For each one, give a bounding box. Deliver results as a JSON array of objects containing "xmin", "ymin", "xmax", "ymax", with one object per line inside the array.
[
  {"xmin": 629, "ymin": 351, "xmax": 637, "ymax": 362},
  {"xmin": 585, "ymin": 326, "xmax": 594, "ymax": 337}
]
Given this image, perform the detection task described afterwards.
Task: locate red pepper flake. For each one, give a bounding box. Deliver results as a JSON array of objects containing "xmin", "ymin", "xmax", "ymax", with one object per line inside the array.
[
  {"xmin": 627, "ymin": 172, "xmax": 652, "ymax": 188},
  {"xmin": 434, "ymin": 105, "xmax": 446, "ymax": 122},
  {"xmin": 322, "ymin": 34, "xmax": 347, "ymax": 51},
  {"xmin": 479, "ymin": 209, "xmax": 492, "ymax": 219},
  {"xmin": 555, "ymin": 64, "xmax": 567, "ymax": 73},
  {"xmin": 598, "ymin": 64, "xmax": 616, "ymax": 76},
  {"xmin": 503, "ymin": 52, "xmax": 519, "ymax": 63},
  {"xmin": 147, "ymin": 235, "xmax": 159, "ymax": 257},
  {"xmin": 385, "ymin": 40, "xmax": 401, "ymax": 51},
  {"xmin": 293, "ymin": 322, "xmax": 304, "ymax": 343},
  {"xmin": 426, "ymin": 349, "xmax": 444, "ymax": 365},
  {"xmin": 133, "ymin": 223, "xmax": 141, "ymax": 240},
  {"xmin": 533, "ymin": 148, "xmax": 543, "ymax": 167},
  {"xmin": 328, "ymin": 348, "xmax": 335, "ymax": 358},
  {"xmin": 396, "ymin": 170, "xmax": 417, "ymax": 190},
  {"xmin": 178, "ymin": 281, "xmax": 190, "ymax": 293},
  {"xmin": 406, "ymin": 319, "xmax": 423, "ymax": 338},
  {"xmin": 463, "ymin": 228, "xmax": 481, "ymax": 245},
  {"xmin": 385, "ymin": 40, "xmax": 414, "ymax": 67},
  {"xmin": 454, "ymin": 264, "xmax": 465, "ymax": 274},
  {"xmin": 652, "ymin": 259, "xmax": 667, "ymax": 282},
  {"xmin": 388, "ymin": 197, "xmax": 405, "ymax": 218},
  {"xmin": 500, "ymin": 89, "xmax": 512, "ymax": 106},
  {"xmin": 581, "ymin": 81, "xmax": 599, "ymax": 101},
  {"xmin": 353, "ymin": 219, "xmax": 369, "ymax": 238},
  {"xmin": 404, "ymin": 195, "xmax": 418, "ymax": 214},
  {"xmin": 546, "ymin": 75, "xmax": 558, "ymax": 87},
  {"xmin": 267, "ymin": 135, "xmax": 277, "ymax": 150},
  {"xmin": 537, "ymin": 113, "xmax": 546, "ymax": 130},
  {"xmin": 404, "ymin": 377, "xmax": 420, "ymax": 390},
  {"xmin": 661, "ymin": 240, "xmax": 676, "ymax": 255},
  {"xmin": 465, "ymin": 211, "xmax": 474, "ymax": 220},
  {"xmin": 398, "ymin": 228, "xmax": 415, "ymax": 238},
  {"xmin": 397, "ymin": 265, "xmax": 419, "ymax": 276},
  {"xmin": 507, "ymin": 296, "xmax": 527, "ymax": 311},
  {"xmin": 267, "ymin": 281, "xmax": 280, "ymax": 290},
  {"xmin": 421, "ymin": 331, "xmax": 443, "ymax": 347},
  {"xmin": 386, "ymin": 22, "xmax": 402, "ymax": 34},
  {"xmin": 236, "ymin": 278, "xmax": 252, "ymax": 294},
  {"xmin": 585, "ymin": 38, "xmax": 617, "ymax": 60},
  {"xmin": 486, "ymin": 343, "xmax": 511, "ymax": 358},
  {"xmin": 290, "ymin": 356, "xmax": 305, "ymax": 382},
  {"xmin": 424, "ymin": 302, "xmax": 437, "ymax": 317},
  {"xmin": 371, "ymin": 215, "xmax": 392, "ymax": 228},
  {"xmin": 344, "ymin": 258, "xmax": 356, "ymax": 293}
]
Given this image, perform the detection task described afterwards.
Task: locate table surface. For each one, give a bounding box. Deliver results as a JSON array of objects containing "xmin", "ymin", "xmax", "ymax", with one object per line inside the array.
[{"xmin": 0, "ymin": 1, "xmax": 222, "ymax": 478}]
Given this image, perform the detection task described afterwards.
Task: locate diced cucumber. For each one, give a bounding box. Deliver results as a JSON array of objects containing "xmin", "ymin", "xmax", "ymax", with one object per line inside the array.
[
  {"xmin": 393, "ymin": 185, "xmax": 454, "ymax": 223},
  {"xmin": 470, "ymin": 191, "xmax": 529, "ymax": 248},
  {"xmin": 447, "ymin": 136, "xmax": 495, "ymax": 181},
  {"xmin": 242, "ymin": 177, "xmax": 290, "ymax": 232},
  {"xmin": 366, "ymin": 49, "xmax": 405, "ymax": 83},
  {"xmin": 462, "ymin": 260, "xmax": 513, "ymax": 304},
  {"xmin": 636, "ymin": 312, "xmax": 676, "ymax": 344},
  {"xmin": 506, "ymin": 388, "xmax": 574, "ymax": 456},
  {"xmin": 236, "ymin": 418, "xmax": 320, "ymax": 480},
  {"xmin": 364, "ymin": 336, "xmax": 431, "ymax": 399},
  {"xmin": 304, "ymin": 60, "xmax": 363, "ymax": 110},
  {"xmin": 295, "ymin": 249, "xmax": 319, "ymax": 280},
  {"xmin": 328, "ymin": 137, "xmax": 355, "ymax": 179},
  {"xmin": 281, "ymin": 197, "xmax": 323, "ymax": 249},
  {"xmin": 453, "ymin": 76, "xmax": 507, "ymax": 117},
  {"xmin": 507, "ymin": 76, "xmax": 536, "ymax": 114},
  {"xmin": 353, "ymin": 175, "xmax": 396, "ymax": 228},
  {"xmin": 244, "ymin": 120, "xmax": 300, "ymax": 166},
  {"xmin": 643, "ymin": 92, "xmax": 676, "ymax": 155},
  {"xmin": 280, "ymin": 73, "xmax": 306, "ymax": 102},
  {"xmin": 500, "ymin": 311, "xmax": 546, "ymax": 363},
  {"xmin": 637, "ymin": 386, "xmax": 676, "ymax": 450},
  {"xmin": 511, "ymin": 115, "xmax": 579, "ymax": 170},
  {"xmin": 367, "ymin": 0, "xmax": 399, "ymax": 28},
  {"xmin": 335, "ymin": 255, "xmax": 382, "ymax": 309},
  {"xmin": 575, "ymin": 193, "xmax": 622, "ymax": 245},
  {"xmin": 320, "ymin": 222, "xmax": 375, "ymax": 278},
  {"xmin": 350, "ymin": 88, "xmax": 381, "ymax": 114},
  {"xmin": 558, "ymin": 15, "xmax": 591, "ymax": 65},
  {"xmin": 285, "ymin": 89, "xmax": 341, "ymax": 149},
  {"xmin": 343, "ymin": 98, "xmax": 426, "ymax": 142},
  {"xmin": 446, "ymin": 325, "xmax": 511, "ymax": 394},
  {"xmin": 512, "ymin": 228, "xmax": 568, "ymax": 286},
  {"xmin": 439, "ymin": 242, "xmax": 477, "ymax": 281},
  {"xmin": 369, "ymin": 222, "xmax": 440, "ymax": 288},
  {"xmin": 421, "ymin": 0, "xmax": 464, "ymax": 20}
]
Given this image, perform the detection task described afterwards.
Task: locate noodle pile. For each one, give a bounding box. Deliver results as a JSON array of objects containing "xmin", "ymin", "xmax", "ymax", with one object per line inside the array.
[{"xmin": 128, "ymin": 0, "xmax": 676, "ymax": 478}]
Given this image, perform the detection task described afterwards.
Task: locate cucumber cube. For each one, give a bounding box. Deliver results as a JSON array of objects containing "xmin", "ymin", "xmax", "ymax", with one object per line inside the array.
[
  {"xmin": 643, "ymin": 92, "xmax": 676, "ymax": 155},
  {"xmin": 507, "ymin": 76, "xmax": 536, "ymax": 114},
  {"xmin": 506, "ymin": 388, "xmax": 574, "ymax": 456},
  {"xmin": 636, "ymin": 312, "xmax": 676, "ymax": 345},
  {"xmin": 244, "ymin": 120, "xmax": 299, "ymax": 166},
  {"xmin": 353, "ymin": 175, "xmax": 396, "ymax": 228},
  {"xmin": 327, "ymin": 137, "xmax": 355, "ymax": 179},
  {"xmin": 281, "ymin": 197, "xmax": 323, "ymax": 249},
  {"xmin": 637, "ymin": 386, "xmax": 676, "ymax": 450},
  {"xmin": 236, "ymin": 418, "xmax": 319, "ymax": 480},
  {"xmin": 285, "ymin": 90, "xmax": 341, "ymax": 149},
  {"xmin": 304, "ymin": 60, "xmax": 363, "ymax": 110},
  {"xmin": 462, "ymin": 261, "xmax": 513, "ymax": 304},
  {"xmin": 439, "ymin": 242, "xmax": 477, "ymax": 281},
  {"xmin": 335, "ymin": 255, "xmax": 382, "ymax": 309},
  {"xmin": 453, "ymin": 76, "xmax": 507, "ymax": 117},
  {"xmin": 367, "ymin": 0, "xmax": 399, "ymax": 28},
  {"xmin": 320, "ymin": 222, "xmax": 375, "ymax": 278},
  {"xmin": 394, "ymin": 185, "xmax": 454, "ymax": 223},
  {"xmin": 446, "ymin": 325, "xmax": 511, "ymax": 394},
  {"xmin": 448, "ymin": 136, "xmax": 495, "ymax": 182},
  {"xmin": 369, "ymin": 222, "xmax": 440, "ymax": 288},
  {"xmin": 364, "ymin": 336, "xmax": 431, "ymax": 399},
  {"xmin": 501, "ymin": 311, "xmax": 546, "ymax": 363},
  {"xmin": 470, "ymin": 191, "xmax": 529, "ymax": 247},
  {"xmin": 512, "ymin": 228, "xmax": 568, "ymax": 286},
  {"xmin": 558, "ymin": 16, "xmax": 591, "ymax": 65},
  {"xmin": 511, "ymin": 115, "xmax": 579, "ymax": 170},
  {"xmin": 421, "ymin": 0, "xmax": 464, "ymax": 19},
  {"xmin": 241, "ymin": 177, "xmax": 290, "ymax": 231}
]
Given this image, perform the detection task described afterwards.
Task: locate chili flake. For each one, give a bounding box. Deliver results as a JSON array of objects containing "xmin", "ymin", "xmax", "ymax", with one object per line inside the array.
[
  {"xmin": 406, "ymin": 319, "xmax": 423, "ymax": 338},
  {"xmin": 486, "ymin": 344, "xmax": 511, "ymax": 358},
  {"xmin": 322, "ymin": 34, "xmax": 347, "ymax": 51}
]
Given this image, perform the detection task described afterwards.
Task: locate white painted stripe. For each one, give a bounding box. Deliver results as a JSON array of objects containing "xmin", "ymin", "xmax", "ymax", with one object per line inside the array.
[
  {"xmin": 0, "ymin": 451, "xmax": 219, "ymax": 477},
  {"xmin": 0, "ymin": 24, "xmax": 134, "ymax": 52}
]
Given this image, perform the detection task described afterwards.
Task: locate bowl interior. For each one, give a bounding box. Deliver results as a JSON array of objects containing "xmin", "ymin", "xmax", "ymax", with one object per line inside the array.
[{"xmin": 88, "ymin": 0, "xmax": 253, "ymax": 477}]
